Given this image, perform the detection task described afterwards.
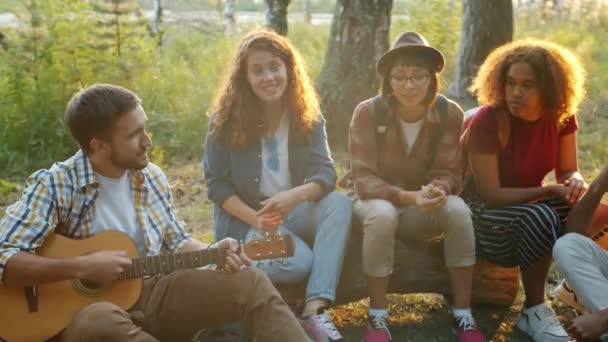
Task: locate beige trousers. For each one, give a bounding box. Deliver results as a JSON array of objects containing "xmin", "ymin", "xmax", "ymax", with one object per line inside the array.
[{"xmin": 353, "ymin": 195, "xmax": 476, "ymax": 277}]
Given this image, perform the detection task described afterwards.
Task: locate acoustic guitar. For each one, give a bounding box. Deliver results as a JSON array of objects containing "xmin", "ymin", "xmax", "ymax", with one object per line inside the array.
[{"xmin": 0, "ymin": 231, "xmax": 294, "ymax": 342}]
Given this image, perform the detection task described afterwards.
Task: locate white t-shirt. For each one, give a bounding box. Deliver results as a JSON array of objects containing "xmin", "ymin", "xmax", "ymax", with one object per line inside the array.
[
  {"xmin": 90, "ymin": 172, "xmax": 147, "ymax": 255},
  {"xmin": 399, "ymin": 118, "xmax": 424, "ymax": 153},
  {"xmin": 260, "ymin": 114, "xmax": 292, "ymax": 197}
]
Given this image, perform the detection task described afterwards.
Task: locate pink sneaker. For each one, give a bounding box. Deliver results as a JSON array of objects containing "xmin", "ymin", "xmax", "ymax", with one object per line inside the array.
[
  {"xmin": 455, "ymin": 315, "xmax": 486, "ymax": 342},
  {"xmin": 300, "ymin": 309, "xmax": 344, "ymax": 342},
  {"xmin": 362, "ymin": 315, "xmax": 391, "ymax": 342}
]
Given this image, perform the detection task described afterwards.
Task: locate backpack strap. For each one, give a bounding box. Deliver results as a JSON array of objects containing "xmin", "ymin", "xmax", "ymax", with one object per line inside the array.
[
  {"xmin": 372, "ymin": 95, "xmax": 389, "ymax": 149},
  {"xmin": 426, "ymin": 94, "xmax": 449, "ymax": 171}
]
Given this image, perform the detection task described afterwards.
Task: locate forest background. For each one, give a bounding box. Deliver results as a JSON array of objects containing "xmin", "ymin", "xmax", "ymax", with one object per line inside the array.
[{"xmin": 1, "ymin": 0, "xmax": 607, "ymax": 340}]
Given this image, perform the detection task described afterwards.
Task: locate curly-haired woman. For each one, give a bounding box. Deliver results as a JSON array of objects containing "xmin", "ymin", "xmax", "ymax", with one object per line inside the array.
[
  {"xmin": 463, "ymin": 39, "xmax": 587, "ymax": 342},
  {"xmin": 203, "ymin": 30, "xmax": 351, "ymax": 342}
]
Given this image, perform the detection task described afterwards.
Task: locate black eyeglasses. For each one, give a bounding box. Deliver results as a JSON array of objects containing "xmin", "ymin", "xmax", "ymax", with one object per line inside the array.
[{"xmin": 389, "ymin": 74, "xmax": 430, "ymax": 87}]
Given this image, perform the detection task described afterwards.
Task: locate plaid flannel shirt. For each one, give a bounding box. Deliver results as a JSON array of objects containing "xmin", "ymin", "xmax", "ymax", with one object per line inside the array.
[
  {"xmin": 0, "ymin": 150, "xmax": 192, "ymax": 286},
  {"xmin": 342, "ymin": 97, "xmax": 464, "ymax": 205}
]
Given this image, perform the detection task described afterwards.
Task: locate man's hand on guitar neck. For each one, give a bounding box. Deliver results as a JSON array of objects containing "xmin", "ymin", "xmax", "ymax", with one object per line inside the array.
[
  {"xmin": 182, "ymin": 238, "xmax": 252, "ymax": 273},
  {"xmin": 215, "ymin": 238, "xmax": 253, "ymax": 273},
  {"xmin": 75, "ymin": 250, "xmax": 132, "ymax": 286}
]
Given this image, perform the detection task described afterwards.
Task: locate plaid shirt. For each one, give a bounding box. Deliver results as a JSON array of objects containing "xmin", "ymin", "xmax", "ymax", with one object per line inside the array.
[
  {"xmin": 341, "ymin": 96, "xmax": 464, "ymax": 205},
  {"xmin": 0, "ymin": 150, "xmax": 192, "ymax": 286}
]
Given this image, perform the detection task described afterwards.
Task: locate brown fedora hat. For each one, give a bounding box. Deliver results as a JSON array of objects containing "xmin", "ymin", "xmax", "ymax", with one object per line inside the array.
[{"xmin": 377, "ymin": 32, "xmax": 445, "ymax": 76}]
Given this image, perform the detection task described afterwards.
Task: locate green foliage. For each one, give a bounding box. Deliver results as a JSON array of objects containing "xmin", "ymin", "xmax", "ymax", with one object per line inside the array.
[
  {"xmin": 0, "ymin": 0, "xmax": 158, "ymax": 176},
  {"xmin": 3, "ymin": 0, "xmax": 608, "ymax": 183},
  {"xmin": 392, "ymin": 0, "xmax": 462, "ymax": 88},
  {"xmin": 514, "ymin": 6, "xmax": 608, "ymax": 179},
  {"xmin": 0, "ymin": 0, "xmax": 21, "ymax": 12}
]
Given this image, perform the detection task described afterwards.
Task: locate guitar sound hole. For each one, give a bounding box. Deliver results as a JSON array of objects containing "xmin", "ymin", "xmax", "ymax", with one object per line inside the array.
[
  {"xmin": 72, "ymin": 279, "xmax": 108, "ymax": 297},
  {"xmin": 79, "ymin": 280, "xmax": 104, "ymax": 290}
]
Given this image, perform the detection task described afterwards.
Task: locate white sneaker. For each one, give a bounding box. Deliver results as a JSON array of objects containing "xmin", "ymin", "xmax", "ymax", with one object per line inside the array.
[
  {"xmin": 551, "ymin": 281, "xmax": 588, "ymax": 313},
  {"xmin": 516, "ymin": 303, "xmax": 570, "ymax": 342}
]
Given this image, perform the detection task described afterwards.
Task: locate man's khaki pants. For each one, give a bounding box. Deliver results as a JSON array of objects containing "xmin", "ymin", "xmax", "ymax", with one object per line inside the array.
[{"xmin": 56, "ymin": 268, "xmax": 309, "ymax": 342}]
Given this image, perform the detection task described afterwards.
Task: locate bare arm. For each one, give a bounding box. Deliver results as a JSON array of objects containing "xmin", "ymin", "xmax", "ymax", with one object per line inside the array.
[
  {"xmin": 221, "ymin": 195, "xmax": 258, "ymax": 228},
  {"xmin": 469, "ymin": 152, "xmax": 553, "ymax": 207},
  {"xmin": 4, "ymin": 252, "xmax": 83, "ymax": 287},
  {"xmin": 556, "ymin": 133, "xmax": 587, "ymax": 204},
  {"xmin": 4, "ymin": 250, "xmax": 131, "ymax": 287},
  {"xmin": 565, "ymin": 164, "xmax": 608, "ymax": 234},
  {"xmin": 556, "ymin": 133, "xmax": 580, "ymax": 182}
]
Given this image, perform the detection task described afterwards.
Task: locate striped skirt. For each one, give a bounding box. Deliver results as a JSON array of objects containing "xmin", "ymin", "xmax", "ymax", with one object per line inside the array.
[{"xmin": 465, "ymin": 190, "xmax": 570, "ymax": 270}]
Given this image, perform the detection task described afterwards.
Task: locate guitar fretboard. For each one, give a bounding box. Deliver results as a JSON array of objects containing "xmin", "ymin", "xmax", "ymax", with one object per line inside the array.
[{"xmin": 118, "ymin": 247, "xmax": 237, "ymax": 280}]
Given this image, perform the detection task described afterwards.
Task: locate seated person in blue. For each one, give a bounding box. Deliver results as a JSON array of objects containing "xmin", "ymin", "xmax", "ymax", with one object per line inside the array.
[{"xmin": 203, "ymin": 30, "xmax": 352, "ymax": 342}]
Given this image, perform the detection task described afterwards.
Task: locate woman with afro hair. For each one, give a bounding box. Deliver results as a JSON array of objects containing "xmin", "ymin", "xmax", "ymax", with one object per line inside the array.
[{"xmin": 463, "ymin": 39, "xmax": 587, "ymax": 342}]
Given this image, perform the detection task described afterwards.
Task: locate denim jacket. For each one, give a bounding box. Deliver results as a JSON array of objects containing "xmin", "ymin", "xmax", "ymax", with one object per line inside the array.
[{"xmin": 203, "ymin": 114, "xmax": 337, "ymax": 241}]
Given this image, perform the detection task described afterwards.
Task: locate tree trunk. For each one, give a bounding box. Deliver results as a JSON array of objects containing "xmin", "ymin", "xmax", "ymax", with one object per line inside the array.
[
  {"xmin": 152, "ymin": 0, "xmax": 162, "ymax": 44},
  {"xmin": 317, "ymin": 0, "xmax": 393, "ymax": 150},
  {"xmin": 264, "ymin": 0, "xmax": 291, "ymax": 36},
  {"xmin": 278, "ymin": 231, "xmax": 520, "ymax": 307},
  {"xmin": 447, "ymin": 0, "xmax": 513, "ymax": 108},
  {"xmin": 303, "ymin": 0, "xmax": 312, "ymax": 24},
  {"xmin": 224, "ymin": 0, "xmax": 236, "ymax": 35}
]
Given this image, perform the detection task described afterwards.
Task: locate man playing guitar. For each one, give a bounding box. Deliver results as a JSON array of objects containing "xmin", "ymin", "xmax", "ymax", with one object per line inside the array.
[{"xmin": 0, "ymin": 84, "xmax": 309, "ymax": 342}]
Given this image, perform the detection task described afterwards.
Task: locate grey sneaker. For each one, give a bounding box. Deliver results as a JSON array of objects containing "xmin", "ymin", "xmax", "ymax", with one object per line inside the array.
[
  {"xmin": 300, "ymin": 309, "xmax": 344, "ymax": 342},
  {"xmin": 516, "ymin": 302, "xmax": 570, "ymax": 342}
]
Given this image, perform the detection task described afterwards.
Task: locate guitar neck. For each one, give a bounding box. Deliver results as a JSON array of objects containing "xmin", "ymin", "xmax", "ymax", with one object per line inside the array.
[{"xmin": 118, "ymin": 247, "xmax": 237, "ymax": 280}]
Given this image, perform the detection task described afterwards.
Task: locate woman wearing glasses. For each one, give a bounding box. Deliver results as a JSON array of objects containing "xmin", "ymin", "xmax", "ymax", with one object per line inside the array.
[
  {"xmin": 340, "ymin": 32, "xmax": 484, "ymax": 342},
  {"xmin": 203, "ymin": 30, "xmax": 351, "ymax": 341}
]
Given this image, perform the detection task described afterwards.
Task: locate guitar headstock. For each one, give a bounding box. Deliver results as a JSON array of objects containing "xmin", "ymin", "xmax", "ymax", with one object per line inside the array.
[{"xmin": 242, "ymin": 234, "xmax": 295, "ymax": 261}]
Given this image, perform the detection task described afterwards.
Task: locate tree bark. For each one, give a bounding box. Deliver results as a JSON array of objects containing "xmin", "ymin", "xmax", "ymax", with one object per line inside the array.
[
  {"xmin": 278, "ymin": 231, "xmax": 520, "ymax": 307},
  {"xmin": 303, "ymin": 0, "xmax": 312, "ymax": 24},
  {"xmin": 264, "ymin": 0, "xmax": 291, "ymax": 36},
  {"xmin": 317, "ymin": 0, "xmax": 393, "ymax": 150},
  {"xmin": 447, "ymin": 0, "xmax": 513, "ymax": 108},
  {"xmin": 224, "ymin": 0, "xmax": 236, "ymax": 35},
  {"xmin": 152, "ymin": 0, "xmax": 162, "ymax": 45}
]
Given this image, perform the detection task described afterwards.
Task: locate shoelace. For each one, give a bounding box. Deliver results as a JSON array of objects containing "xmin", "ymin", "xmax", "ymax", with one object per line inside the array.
[
  {"xmin": 315, "ymin": 311, "xmax": 343, "ymax": 338},
  {"xmin": 370, "ymin": 315, "xmax": 392, "ymax": 339},
  {"xmin": 456, "ymin": 314, "xmax": 477, "ymax": 331}
]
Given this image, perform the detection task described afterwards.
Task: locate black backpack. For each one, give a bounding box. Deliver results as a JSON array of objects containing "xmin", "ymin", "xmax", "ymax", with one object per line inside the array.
[{"xmin": 372, "ymin": 94, "xmax": 449, "ymax": 171}]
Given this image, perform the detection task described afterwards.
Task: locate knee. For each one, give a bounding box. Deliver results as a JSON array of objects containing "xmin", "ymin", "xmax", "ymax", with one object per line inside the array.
[
  {"xmin": 264, "ymin": 243, "xmax": 313, "ymax": 284},
  {"xmin": 319, "ymin": 191, "xmax": 353, "ymax": 230},
  {"xmin": 322, "ymin": 192, "xmax": 353, "ymax": 211},
  {"xmin": 440, "ymin": 196, "xmax": 472, "ymax": 225},
  {"xmin": 320, "ymin": 192, "xmax": 353, "ymax": 219},
  {"xmin": 359, "ymin": 199, "xmax": 398, "ymax": 236},
  {"xmin": 67, "ymin": 302, "xmax": 130, "ymax": 339},
  {"xmin": 553, "ymin": 233, "xmax": 594, "ymax": 265},
  {"xmin": 534, "ymin": 204, "xmax": 561, "ymax": 232}
]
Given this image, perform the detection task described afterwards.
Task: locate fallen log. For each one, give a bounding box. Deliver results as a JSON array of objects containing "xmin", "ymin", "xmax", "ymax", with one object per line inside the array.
[{"xmin": 277, "ymin": 231, "xmax": 520, "ymax": 307}]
